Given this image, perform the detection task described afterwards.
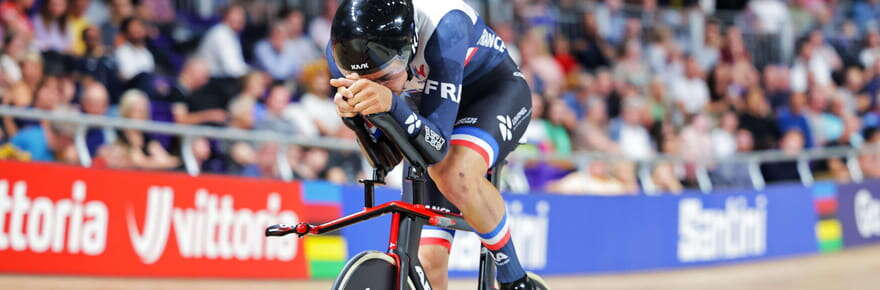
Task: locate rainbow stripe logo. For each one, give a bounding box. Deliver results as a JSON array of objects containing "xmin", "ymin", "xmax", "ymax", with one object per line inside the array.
[
  {"xmin": 301, "ymin": 182, "xmax": 348, "ymax": 278},
  {"xmin": 812, "ymin": 182, "xmax": 842, "ymax": 253}
]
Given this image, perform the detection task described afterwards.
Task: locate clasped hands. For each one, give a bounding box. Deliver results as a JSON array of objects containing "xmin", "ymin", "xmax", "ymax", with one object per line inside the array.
[{"xmin": 330, "ymin": 74, "xmax": 393, "ymax": 118}]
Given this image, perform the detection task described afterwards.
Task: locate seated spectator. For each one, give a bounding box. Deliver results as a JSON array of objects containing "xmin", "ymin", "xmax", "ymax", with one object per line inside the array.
[
  {"xmin": 67, "ymin": 0, "xmax": 92, "ymax": 56},
  {"xmin": 679, "ymin": 113, "xmax": 714, "ymax": 180},
  {"xmin": 308, "ymin": 0, "xmax": 336, "ymax": 49},
  {"xmin": 519, "ymin": 28, "xmax": 565, "ymax": 97},
  {"xmin": 0, "ymin": 0, "xmax": 34, "ymax": 35},
  {"xmin": 671, "ymin": 55, "xmax": 710, "ymax": 115},
  {"xmin": 98, "ymin": 89, "xmax": 179, "ymax": 169},
  {"xmin": 523, "ymin": 94, "xmax": 574, "ymax": 156},
  {"xmin": 33, "ymin": 77, "xmax": 62, "ymax": 112},
  {"xmin": 806, "ymin": 86, "xmax": 843, "ymax": 147},
  {"xmin": 560, "ymin": 71, "xmax": 593, "ymax": 120},
  {"xmin": 763, "ymin": 65, "xmax": 792, "ymax": 111},
  {"xmin": 189, "ymin": 136, "xmax": 224, "ymax": 174},
  {"xmin": 572, "ymin": 12, "xmax": 611, "ymax": 71},
  {"xmin": 227, "ymin": 96, "xmax": 255, "ymax": 130},
  {"xmin": 114, "ymin": 17, "xmax": 154, "ymax": 82},
  {"xmin": 860, "ymin": 128, "xmax": 880, "ymax": 179},
  {"xmin": 238, "ymin": 71, "xmax": 269, "ymax": 100},
  {"xmin": 652, "ymin": 132, "xmax": 684, "ymax": 194},
  {"xmin": 99, "ymin": 0, "xmax": 134, "ymax": 47},
  {"xmin": 80, "ymin": 82, "xmax": 114, "ymax": 156},
  {"xmin": 646, "ymin": 77, "xmax": 674, "ymax": 124},
  {"xmin": 10, "ymin": 118, "xmax": 76, "ymax": 162},
  {"xmin": 776, "ymin": 92, "xmax": 814, "ymax": 148},
  {"xmin": 613, "ymin": 40, "xmax": 650, "ymax": 89},
  {"xmin": 694, "ymin": 18, "xmax": 721, "ymax": 71},
  {"xmin": 791, "ymin": 32, "xmax": 840, "ymax": 93},
  {"xmin": 197, "ymin": 4, "xmax": 248, "ymax": 79},
  {"xmin": 609, "ymin": 97, "xmax": 655, "ymax": 160},
  {"xmin": 284, "ymin": 61, "xmax": 340, "ymax": 137},
  {"xmin": 255, "ymin": 10, "xmax": 319, "ymax": 81},
  {"xmin": 226, "ymin": 141, "xmax": 259, "ymax": 176},
  {"xmin": 711, "ymin": 111, "xmax": 739, "ymax": 159},
  {"xmin": 861, "ymin": 31, "xmax": 880, "ymax": 69},
  {"xmin": 762, "ymin": 129, "xmax": 806, "ymax": 183},
  {"xmin": 546, "ymin": 161, "xmax": 630, "ymax": 195},
  {"xmin": 711, "ymin": 129, "xmax": 755, "ymax": 189},
  {"xmin": 827, "ymin": 115, "xmax": 864, "ymax": 183},
  {"xmin": 739, "ymin": 89, "xmax": 780, "ymax": 150},
  {"xmin": 32, "ymin": 0, "xmax": 71, "ymax": 52},
  {"xmin": 255, "ymin": 84, "xmax": 298, "ymax": 135},
  {"xmin": 1, "ymin": 82, "xmax": 32, "ymax": 138},
  {"xmin": 837, "ymin": 67, "xmax": 864, "ymax": 116},
  {"xmin": 572, "ymin": 98, "xmax": 618, "ymax": 153},
  {"xmin": 169, "ymin": 58, "xmax": 227, "ymax": 126},
  {"xmin": 1, "ymin": 32, "xmax": 28, "ymax": 83},
  {"xmin": 21, "ymin": 52, "xmax": 45, "ymax": 91},
  {"xmin": 522, "ymin": 94, "xmax": 576, "ymax": 190},
  {"xmin": 76, "ymin": 26, "xmax": 120, "ymax": 98}
]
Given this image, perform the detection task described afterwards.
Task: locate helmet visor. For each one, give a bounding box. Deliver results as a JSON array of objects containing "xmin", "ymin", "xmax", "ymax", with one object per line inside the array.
[{"xmin": 335, "ymin": 49, "xmax": 410, "ymax": 78}]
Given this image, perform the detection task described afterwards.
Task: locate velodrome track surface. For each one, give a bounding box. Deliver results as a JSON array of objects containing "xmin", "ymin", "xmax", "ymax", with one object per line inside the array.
[{"xmin": 3, "ymin": 244, "xmax": 880, "ymax": 290}]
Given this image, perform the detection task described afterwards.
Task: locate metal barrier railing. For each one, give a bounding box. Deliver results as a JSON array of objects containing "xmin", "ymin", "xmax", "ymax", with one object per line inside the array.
[
  {"xmin": 0, "ymin": 106, "xmax": 359, "ymax": 181},
  {"xmin": 2, "ymin": 106, "xmax": 877, "ymax": 193}
]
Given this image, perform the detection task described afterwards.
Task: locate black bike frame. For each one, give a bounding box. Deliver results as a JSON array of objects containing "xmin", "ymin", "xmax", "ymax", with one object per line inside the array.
[
  {"xmin": 269, "ymin": 163, "xmax": 502, "ymax": 290},
  {"xmin": 266, "ymin": 113, "xmax": 502, "ymax": 290}
]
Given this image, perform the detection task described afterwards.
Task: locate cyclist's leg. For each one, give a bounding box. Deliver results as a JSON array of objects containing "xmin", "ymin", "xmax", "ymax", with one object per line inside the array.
[
  {"xmin": 427, "ymin": 58, "xmax": 533, "ymax": 285},
  {"xmin": 404, "ymin": 165, "xmax": 459, "ymax": 290}
]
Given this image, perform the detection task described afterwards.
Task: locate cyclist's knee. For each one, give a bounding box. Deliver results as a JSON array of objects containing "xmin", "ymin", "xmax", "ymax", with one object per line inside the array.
[
  {"xmin": 418, "ymin": 245, "xmax": 450, "ymax": 288},
  {"xmin": 429, "ymin": 146, "xmax": 488, "ymax": 203}
]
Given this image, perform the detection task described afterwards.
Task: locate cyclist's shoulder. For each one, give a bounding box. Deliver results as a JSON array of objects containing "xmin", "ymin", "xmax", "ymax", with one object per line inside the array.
[{"xmin": 412, "ymin": 0, "xmax": 479, "ymax": 27}]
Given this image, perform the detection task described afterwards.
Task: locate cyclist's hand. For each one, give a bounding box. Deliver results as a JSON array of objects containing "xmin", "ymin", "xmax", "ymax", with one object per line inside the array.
[
  {"xmin": 334, "ymin": 87, "xmax": 357, "ymax": 118},
  {"xmin": 346, "ymin": 79, "xmax": 393, "ymax": 115}
]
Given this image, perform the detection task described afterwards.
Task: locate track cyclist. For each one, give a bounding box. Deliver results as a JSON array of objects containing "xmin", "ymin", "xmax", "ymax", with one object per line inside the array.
[{"xmin": 326, "ymin": 0, "xmax": 549, "ymax": 289}]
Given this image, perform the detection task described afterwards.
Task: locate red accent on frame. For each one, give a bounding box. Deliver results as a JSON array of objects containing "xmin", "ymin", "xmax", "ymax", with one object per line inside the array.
[{"xmin": 389, "ymin": 213, "xmax": 402, "ymax": 251}]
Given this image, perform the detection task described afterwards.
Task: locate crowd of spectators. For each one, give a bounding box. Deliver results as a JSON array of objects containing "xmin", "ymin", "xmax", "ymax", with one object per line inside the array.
[
  {"xmin": 0, "ymin": 0, "xmax": 360, "ymax": 183},
  {"xmin": 510, "ymin": 0, "xmax": 880, "ymax": 195},
  {"xmin": 4, "ymin": 0, "xmax": 880, "ymax": 195}
]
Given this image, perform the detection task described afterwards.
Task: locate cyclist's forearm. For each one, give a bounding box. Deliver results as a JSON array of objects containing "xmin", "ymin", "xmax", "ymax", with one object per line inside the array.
[{"xmin": 387, "ymin": 93, "xmax": 450, "ymax": 164}]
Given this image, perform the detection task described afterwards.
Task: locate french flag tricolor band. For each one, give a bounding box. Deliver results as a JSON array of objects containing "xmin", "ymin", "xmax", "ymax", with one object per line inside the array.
[
  {"xmin": 478, "ymin": 214, "xmax": 511, "ymax": 251},
  {"xmin": 420, "ymin": 226, "xmax": 456, "ymax": 251},
  {"xmin": 451, "ymin": 126, "xmax": 500, "ymax": 167}
]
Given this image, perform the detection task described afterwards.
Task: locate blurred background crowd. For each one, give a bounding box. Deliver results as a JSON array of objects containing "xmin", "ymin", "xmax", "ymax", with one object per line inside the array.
[{"xmin": 1, "ymin": 0, "xmax": 880, "ymax": 195}]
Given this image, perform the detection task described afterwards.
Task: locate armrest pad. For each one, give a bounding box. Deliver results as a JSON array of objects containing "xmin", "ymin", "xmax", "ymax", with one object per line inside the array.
[
  {"xmin": 342, "ymin": 115, "xmax": 403, "ymax": 175},
  {"xmin": 365, "ymin": 112, "xmax": 430, "ymax": 170}
]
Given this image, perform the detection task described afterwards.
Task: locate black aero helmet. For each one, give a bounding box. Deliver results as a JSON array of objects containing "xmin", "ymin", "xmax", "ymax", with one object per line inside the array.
[{"xmin": 331, "ymin": 0, "xmax": 416, "ymax": 77}]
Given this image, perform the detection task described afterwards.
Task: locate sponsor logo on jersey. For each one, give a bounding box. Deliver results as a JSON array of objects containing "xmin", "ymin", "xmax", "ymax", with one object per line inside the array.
[
  {"xmin": 477, "ymin": 29, "xmax": 506, "ymax": 53},
  {"xmin": 497, "ymin": 115, "xmax": 513, "ymax": 142},
  {"xmin": 405, "ymin": 113, "xmax": 422, "ymax": 135},
  {"xmin": 511, "ymin": 107, "xmax": 530, "ymax": 130},
  {"xmin": 424, "ymin": 126, "xmax": 446, "ymax": 151},
  {"xmin": 455, "ymin": 117, "xmax": 479, "ymax": 126},
  {"xmin": 677, "ymin": 195, "xmax": 767, "ymax": 262},
  {"xmin": 424, "ymin": 80, "xmax": 462, "ymax": 103}
]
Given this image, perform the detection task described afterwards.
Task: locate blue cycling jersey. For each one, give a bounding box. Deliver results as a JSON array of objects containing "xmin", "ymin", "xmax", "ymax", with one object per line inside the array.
[{"xmin": 327, "ymin": 0, "xmax": 511, "ymax": 163}]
